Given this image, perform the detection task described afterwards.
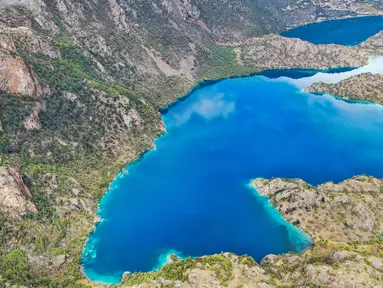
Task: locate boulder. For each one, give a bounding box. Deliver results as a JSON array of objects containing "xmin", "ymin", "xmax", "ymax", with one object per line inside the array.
[
  {"xmin": 261, "ymin": 254, "xmax": 278, "ymax": 265},
  {"xmin": 52, "ymin": 254, "xmax": 66, "ymax": 268}
]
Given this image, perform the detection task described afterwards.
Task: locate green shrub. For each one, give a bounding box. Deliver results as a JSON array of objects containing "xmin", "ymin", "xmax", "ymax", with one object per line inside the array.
[{"xmin": 1, "ymin": 249, "xmax": 29, "ymax": 283}]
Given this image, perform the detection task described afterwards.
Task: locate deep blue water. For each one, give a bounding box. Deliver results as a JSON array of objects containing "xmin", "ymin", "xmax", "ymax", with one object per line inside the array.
[
  {"xmin": 281, "ymin": 16, "xmax": 383, "ymax": 45},
  {"xmin": 256, "ymin": 67, "xmax": 356, "ymax": 79},
  {"xmin": 82, "ymin": 73, "xmax": 383, "ymax": 284}
]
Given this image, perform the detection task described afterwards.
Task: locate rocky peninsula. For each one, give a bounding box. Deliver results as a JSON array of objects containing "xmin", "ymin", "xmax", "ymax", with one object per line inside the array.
[
  {"xmin": 251, "ymin": 176, "xmax": 383, "ymax": 243},
  {"xmin": 306, "ymin": 73, "xmax": 383, "ymax": 104},
  {"xmin": 239, "ymin": 30, "xmax": 383, "ymax": 70}
]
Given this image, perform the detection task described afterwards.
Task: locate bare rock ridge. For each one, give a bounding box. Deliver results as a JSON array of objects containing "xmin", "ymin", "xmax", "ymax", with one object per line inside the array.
[{"xmin": 239, "ymin": 30, "xmax": 383, "ymax": 70}]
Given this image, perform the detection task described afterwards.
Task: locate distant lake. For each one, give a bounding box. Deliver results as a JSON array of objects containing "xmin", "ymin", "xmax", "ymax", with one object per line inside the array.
[
  {"xmin": 281, "ymin": 16, "xmax": 383, "ymax": 45},
  {"xmin": 82, "ymin": 60, "xmax": 383, "ymax": 284}
]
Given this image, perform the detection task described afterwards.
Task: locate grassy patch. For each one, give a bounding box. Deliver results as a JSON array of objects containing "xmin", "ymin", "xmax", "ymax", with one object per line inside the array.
[{"xmin": 197, "ymin": 44, "xmax": 256, "ymax": 81}]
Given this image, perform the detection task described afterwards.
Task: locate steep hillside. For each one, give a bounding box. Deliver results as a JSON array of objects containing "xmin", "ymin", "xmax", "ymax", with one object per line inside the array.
[{"xmin": 0, "ymin": 0, "xmax": 383, "ymax": 287}]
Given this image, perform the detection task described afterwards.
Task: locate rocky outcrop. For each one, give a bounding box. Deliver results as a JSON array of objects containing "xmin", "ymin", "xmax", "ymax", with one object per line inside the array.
[
  {"xmin": 0, "ymin": 167, "xmax": 36, "ymax": 219},
  {"xmin": 159, "ymin": 0, "xmax": 201, "ymax": 21},
  {"xmin": 107, "ymin": 0, "xmax": 129, "ymax": 29},
  {"xmin": 306, "ymin": 73, "xmax": 383, "ymax": 104},
  {"xmin": 23, "ymin": 101, "xmax": 45, "ymax": 131},
  {"xmin": 0, "ymin": 33, "xmax": 16, "ymax": 51},
  {"xmin": 0, "ymin": 54, "xmax": 45, "ymax": 96},
  {"xmin": 122, "ymin": 108, "xmax": 144, "ymax": 129},
  {"xmin": 0, "ymin": 33, "xmax": 49, "ymax": 96},
  {"xmin": 51, "ymin": 0, "xmax": 85, "ymax": 28},
  {"xmin": 251, "ymin": 176, "xmax": 383, "ymax": 242},
  {"xmin": 51, "ymin": 254, "xmax": 66, "ymax": 268}
]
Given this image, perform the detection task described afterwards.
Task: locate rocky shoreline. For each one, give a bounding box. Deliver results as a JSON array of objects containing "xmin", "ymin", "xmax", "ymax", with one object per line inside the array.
[{"xmin": 251, "ymin": 176, "xmax": 383, "ymax": 243}]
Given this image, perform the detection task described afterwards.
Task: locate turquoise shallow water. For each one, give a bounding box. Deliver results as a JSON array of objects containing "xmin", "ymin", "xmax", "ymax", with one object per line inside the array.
[
  {"xmin": 281, "ymin": 16, "xmax": 383, "ymax": 45},
  {"xmin": 82, "ymin": 72, "xmax": 383, "ymax": 284}
]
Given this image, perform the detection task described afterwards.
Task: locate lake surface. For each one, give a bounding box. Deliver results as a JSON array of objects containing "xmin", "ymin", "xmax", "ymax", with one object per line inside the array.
[
  {"xmin": 281, "ymin": 16, "xmax": 383, "ymax": 45},
  {"xmin": 82, "ymin": 60, "xmax": 383, "ymax": 284},
  {"xmin": 256, "ymin": 67, "xmax": 356, "ymax": 80}
]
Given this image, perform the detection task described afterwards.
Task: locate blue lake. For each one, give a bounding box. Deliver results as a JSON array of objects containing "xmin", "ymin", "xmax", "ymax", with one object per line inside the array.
[
  {"xmin": 82, "ymin": 72, "xmax": 383, "ymax": 284},
  {"xmin": 256, "ymin": 67, "xmax": 356, "ymax": 79},
  {"xmin": 281, "ymin": 16, "xmax": 383, "ymax": 45}
]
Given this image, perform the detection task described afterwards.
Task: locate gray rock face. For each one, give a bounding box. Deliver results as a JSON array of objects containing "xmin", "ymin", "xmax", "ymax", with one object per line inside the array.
[
  {"xmin": 367, "ymin": 256, "xmax": 383, "ymax": 271},
  {"xmin": 52, "ymin": 254, "xmax": 66, "ymax": 268},
  {"xmin": 23, "ymin": 101, "xmax": 45, "ymax": 131},
  {"xmin": 0, "ymin": 167, "xmax": 36, "ymax": 219},
  {"xmin": 0, "ymin": 31, "xmax": 51, "ymax": 96},
  {"xmin": 0, "ymin": 32, "xmax": 16, "ymax": 51},
  {"xmin": 0, "ymin": 51, "xmax": 45, "ymax": 96},
  {"xmin": 260, "ymin": 254, "xmax": 278, "ymax": 265}
]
